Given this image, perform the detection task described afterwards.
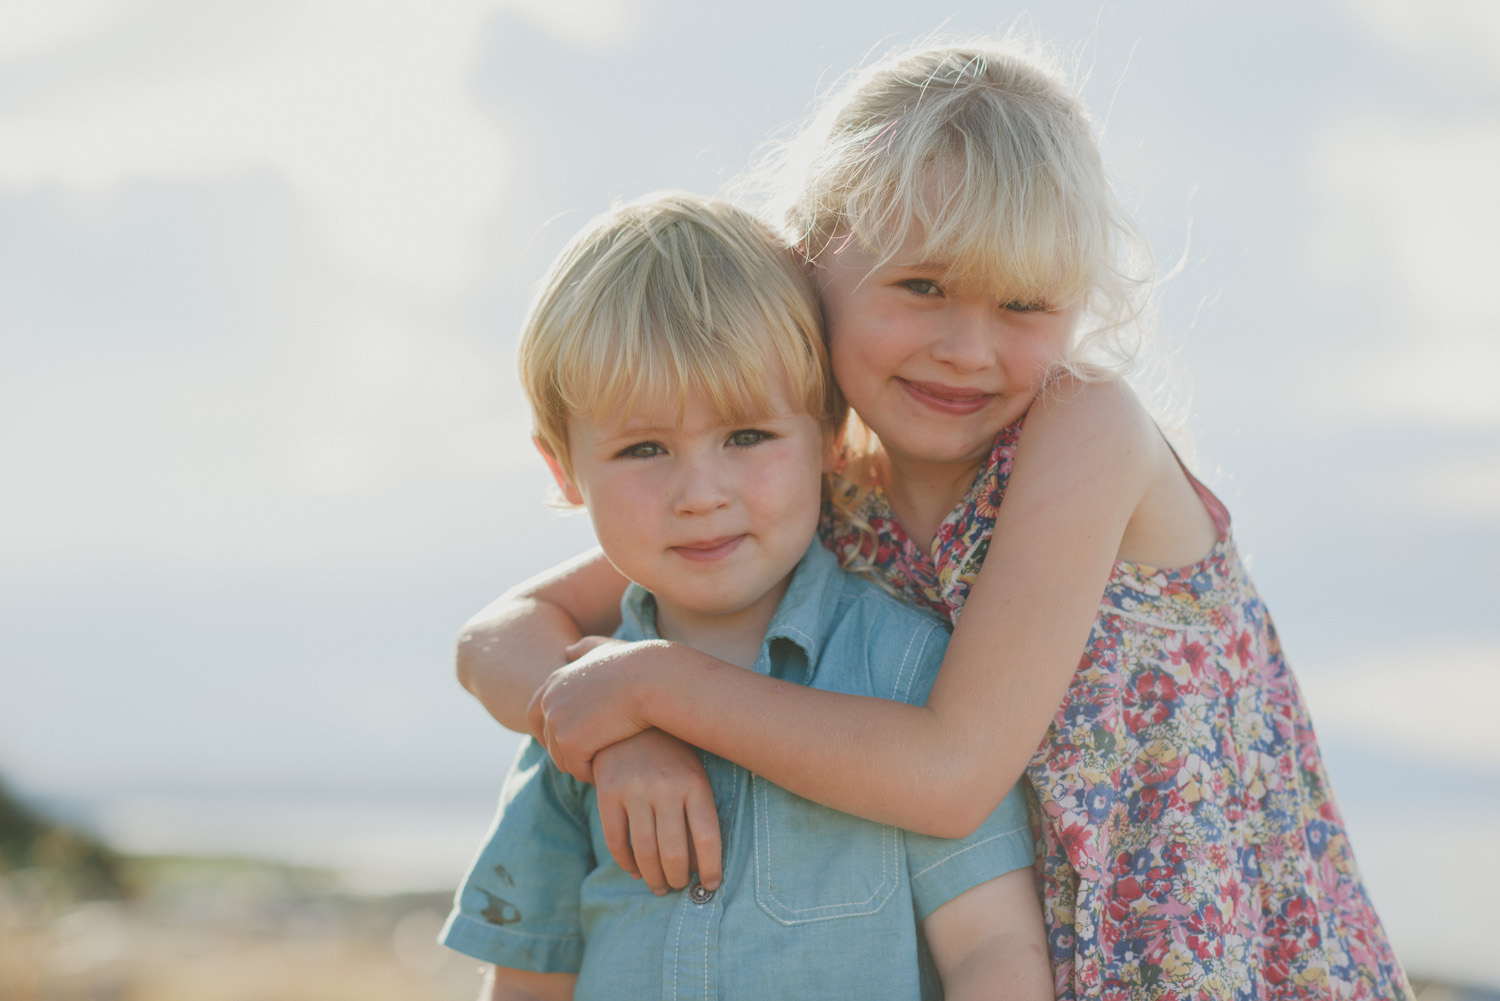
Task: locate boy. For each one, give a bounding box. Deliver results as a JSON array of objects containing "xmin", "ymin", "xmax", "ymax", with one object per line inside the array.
[{"xmin": 439, "ymin": 192, "xmax": 1049, "ymax": 1000}]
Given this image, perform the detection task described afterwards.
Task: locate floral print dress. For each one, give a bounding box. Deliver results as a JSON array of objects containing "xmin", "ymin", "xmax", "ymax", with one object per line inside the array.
[{"xmin": 821, "ymin": 419, "xmax": 1412, "ymax": 1001}]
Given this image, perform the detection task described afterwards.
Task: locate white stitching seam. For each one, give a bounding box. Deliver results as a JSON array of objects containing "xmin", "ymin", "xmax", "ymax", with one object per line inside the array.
[
  {"xmin": 908, "ymin": 822, "xmax": 1030, "ymax": 882},
  {"xmin": 753, "ymin": 775, "xmax": 898, "ymax": 921}
]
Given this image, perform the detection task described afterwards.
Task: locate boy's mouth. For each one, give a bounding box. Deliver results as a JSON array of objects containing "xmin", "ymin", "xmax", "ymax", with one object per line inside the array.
[
  {"xmin": 897, "ymin": 379, "xmax": 995, "ymax": 416},
  {"xmin": 672, "ymin": 535, "xmax": 745, "ymax": 561}
]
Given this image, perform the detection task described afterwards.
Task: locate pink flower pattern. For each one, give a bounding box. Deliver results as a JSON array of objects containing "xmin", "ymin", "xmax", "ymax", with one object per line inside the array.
[{"xmin": 821, "ymin": 420, "xmax": 1412, "ymax": 1000}]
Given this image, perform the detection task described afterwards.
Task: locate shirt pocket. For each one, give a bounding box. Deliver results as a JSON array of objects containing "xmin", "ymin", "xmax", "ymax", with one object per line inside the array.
[{"xmin": 751, "ymin": 775, "xmax": 901, "ymax": 925}]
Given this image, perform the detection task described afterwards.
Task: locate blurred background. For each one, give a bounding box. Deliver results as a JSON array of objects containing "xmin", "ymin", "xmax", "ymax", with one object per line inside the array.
[{"xmin": 1, "ymin": 0, "xmax": 1496, "ymax": 997}]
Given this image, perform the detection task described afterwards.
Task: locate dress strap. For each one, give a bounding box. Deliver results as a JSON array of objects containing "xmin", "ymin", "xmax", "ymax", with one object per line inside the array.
[{"xmin": 1158, "ymin": 430, "xmax": 1231, "ymax": 540}]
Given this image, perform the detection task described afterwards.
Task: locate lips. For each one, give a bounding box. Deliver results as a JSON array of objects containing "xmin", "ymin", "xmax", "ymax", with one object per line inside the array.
[
  {"xmin": 897, "ymin": 378, "xmax": 995, "ymax": 416},
  {"xmin": 671, "ymin": 535, "xmax": 745, "ymax": 561}
]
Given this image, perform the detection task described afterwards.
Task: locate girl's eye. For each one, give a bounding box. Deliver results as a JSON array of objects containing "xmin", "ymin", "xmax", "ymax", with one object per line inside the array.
[
  {"xmin": 728, "ymin": 429, "xmax": 775, "ymax": 448},
  {"xmin": 616, "ymin": 441, "xmax": 664, "ymax": 459},
  {"xmin": 901, "ymin": 278, "xmax": 942, "ymax": 296},
  {"xmin": 1003, "ymin": 299, "xmax": 1048, "ymax": 313}
]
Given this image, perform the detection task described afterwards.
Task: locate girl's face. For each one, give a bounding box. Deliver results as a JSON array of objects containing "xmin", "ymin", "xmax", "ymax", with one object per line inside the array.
[{"xmin": 814, "ymin": 235, "xmax": 1081, "ymax": 481}]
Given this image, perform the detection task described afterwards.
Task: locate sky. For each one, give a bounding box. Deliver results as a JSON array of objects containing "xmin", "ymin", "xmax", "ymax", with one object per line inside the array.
[{"xmin": 1, "ymin": 0, "xmax": 1497, "ymax": 985}]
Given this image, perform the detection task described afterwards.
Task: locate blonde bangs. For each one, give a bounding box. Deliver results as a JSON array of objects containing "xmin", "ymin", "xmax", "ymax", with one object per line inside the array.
[
  {"xmin": 769, "ymin": 37, "xmax": 1152, "ymax": 378},
  {"xmin": 519, "ymin": 192, "xmax": 836, "ymax": 475},
  {"xmin": 551, "ymin": 305, "xmax": 826, "ymax": 437}
]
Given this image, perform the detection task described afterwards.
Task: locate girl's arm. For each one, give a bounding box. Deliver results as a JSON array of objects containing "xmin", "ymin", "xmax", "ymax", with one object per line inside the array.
[
  {"xmin": 456, "ymin": 548, "xmax": 627, "ymax": 732},
  {"xmin": 531, "ymin": 380, "xmax": 1160, "ymax": 837},
  {"xmin": 455, "ymin": 548, "xmax": 724, "ymax": 891}
]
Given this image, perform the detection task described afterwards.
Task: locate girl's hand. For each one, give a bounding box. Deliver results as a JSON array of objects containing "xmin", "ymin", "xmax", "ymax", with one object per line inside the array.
[
  {"xmin": 527, "ymin": 638, "xmax": 673, "ymax": 782},
  {"xmin": 592, "ymin": 729, "xmax": 722, "ymax": 895}
]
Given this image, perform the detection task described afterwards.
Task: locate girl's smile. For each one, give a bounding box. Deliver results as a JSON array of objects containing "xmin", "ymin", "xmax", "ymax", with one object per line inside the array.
[
  {"xmin": 814, "ymin": 237, "xmax": 1082, "ymax": 500},
  {"xmin": 896, "ymin": 378, "xmax": 996, "ymax": 416}
]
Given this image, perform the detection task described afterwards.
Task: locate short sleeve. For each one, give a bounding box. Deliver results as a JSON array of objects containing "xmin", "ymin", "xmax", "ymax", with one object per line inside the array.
[
  {"xmin": 439, "ymin": 739, "xmax": 593, "ymax": 972},
  {"xmin": 904, "ymin": 782, "xmax": 1035, "ymax": 922}
]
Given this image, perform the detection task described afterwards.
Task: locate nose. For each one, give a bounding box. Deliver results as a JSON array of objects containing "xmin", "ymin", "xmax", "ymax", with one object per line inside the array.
[
  {"xmin": 928, "ymin": 306, "xmax": 1000, "ymax": 374},
  {"xmin": 671, "ymin": 453, "xmax": 732, "ymax": 516}
]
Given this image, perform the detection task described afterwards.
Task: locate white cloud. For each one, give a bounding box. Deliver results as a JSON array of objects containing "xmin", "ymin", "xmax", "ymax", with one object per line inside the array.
[
  {"xmin": 0, "ymin": 0, "xmax": 645, "ymax": 289},
  {"xmin": 1312, "ymin": 1, "xmax": 1500, "ymax": 431},
  {"xmin": 1342, "ymin": 0, "xmax": 1500, "ymax": 93},
  {"xmin": 0, "ymin": 0, "xmax": 129, "ymax": 60},
  {"xmin": 1303, "ymin": 115, "xmax": 1500, "ymax": 429},
  {"xmin": 1298, "ymin": 640, "xmax": 1500, "ymax": 767},
  {"xmin": 1405, "ymin": 451, "xmax": 1500, "ymax": 521},
  {"xmin": 507, "ymin": 0, "xmax": 646, "ymax": 49},
  {"xmin": 0, "ymin": 0, "xmax": 642, "ymax": 561},
  {"xmin": 0, "ymin": 1, "xmax": 505, "ymax": 289}
]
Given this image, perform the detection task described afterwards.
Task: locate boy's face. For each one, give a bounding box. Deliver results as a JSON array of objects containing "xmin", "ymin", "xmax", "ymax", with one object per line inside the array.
[{"xmin": 542, "ymin": 378, "xmax": 829, "ymax": 641}]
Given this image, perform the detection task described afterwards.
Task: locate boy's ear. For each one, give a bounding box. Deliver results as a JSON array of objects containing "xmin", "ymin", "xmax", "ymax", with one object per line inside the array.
[{"xmin": 535, "ymin": 437, "xmax": 585, "ymax": 505}]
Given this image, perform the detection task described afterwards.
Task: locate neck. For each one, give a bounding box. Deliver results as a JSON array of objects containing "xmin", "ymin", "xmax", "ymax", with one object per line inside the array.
[
  {"xmin": 874, "ymin": 448, "xmax": 984, "ymax": 552},
  {"xmin": 651, "ymin": 580, "xmax": 789, "ymax": 671}
]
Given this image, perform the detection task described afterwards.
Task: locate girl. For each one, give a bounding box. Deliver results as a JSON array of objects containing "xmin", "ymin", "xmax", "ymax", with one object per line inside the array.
[{"xmin": 464, "ymin": 36, "xmax": 1411, "ymax": 1000}]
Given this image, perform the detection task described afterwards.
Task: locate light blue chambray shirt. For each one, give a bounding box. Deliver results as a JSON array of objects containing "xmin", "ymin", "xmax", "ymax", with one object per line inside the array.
[{"xmin": 440, "ymin": 542, "xmax": 1034, "ymax": 1000}]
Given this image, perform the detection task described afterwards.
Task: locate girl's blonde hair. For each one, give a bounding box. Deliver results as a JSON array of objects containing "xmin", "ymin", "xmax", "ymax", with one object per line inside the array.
[
  {"xmin": 748, "ymin": 34, "xmax": 1152, "ymax": 382},
  {"xmin": 519, "ymin": 191, "xmax": 839, "ymax": 481},
  {"xmin": 735, "ymin": 34, "xmax": 1160, "ymax": 560}
]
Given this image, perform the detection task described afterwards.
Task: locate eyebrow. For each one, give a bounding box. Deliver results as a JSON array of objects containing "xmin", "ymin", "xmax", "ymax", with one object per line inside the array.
[{"xmin": 595, "ymin": 422, "xmax": 678, "ymax": 440}]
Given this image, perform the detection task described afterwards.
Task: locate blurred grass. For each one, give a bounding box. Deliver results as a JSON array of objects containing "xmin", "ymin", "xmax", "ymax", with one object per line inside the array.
[
  {"xmin": 0, "ymin": 778, "xmax": 481, "ymax": 1000},
  {"xmin": 0, "ymin": 854, "xmax": 484, "ymax": 1000},
  {"xmin": 4, "ymin": 778, "xmax": 1495, "ymax": 1000}
]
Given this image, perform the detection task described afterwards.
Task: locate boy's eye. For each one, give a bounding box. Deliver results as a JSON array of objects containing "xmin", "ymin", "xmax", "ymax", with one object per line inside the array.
[
  {"xmin": 1002, "ymin": 299, "xmax": 1048, "ymax": 313},
  {"xmin": 901, "ymin": 279, "xmax": 942, "ymax": 296},
  {"xmin": 616, "ymin": 441, "xmax": 665, "ymax": 459},
  {"xmin": 727, "ymin": 429, "xmax": 775, "ymax": 448}
]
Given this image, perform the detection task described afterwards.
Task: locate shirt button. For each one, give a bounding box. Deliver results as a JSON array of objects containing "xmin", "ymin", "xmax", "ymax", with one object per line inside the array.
[{"xmin": 688, "ymin": 881, "xmax": 715, "ymax": 904}]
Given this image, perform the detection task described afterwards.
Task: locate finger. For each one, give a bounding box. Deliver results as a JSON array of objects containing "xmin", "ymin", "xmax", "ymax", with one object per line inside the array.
[
  {"xmin": 525, "ymin": 684, "xmax": 548, "ymax": 743},
  {"xmin": 597, "ymin": 795, "xmax": 640, "ymax": 879},
  {"xmin": 540, "ymin": 714, "xmax": 593, "ymax": 784},
  {"xmin": 572, "ymin": 751, "xmax": 596, "ymax": 786},
  {"xmin": 653, "ymin": 806, "xmax": 692, "ymax": 891},
  {"xmin": 626, "ymin": 804, "xmax": 668, "ymax": 896},
  {"xmin": 685, "ymin": 786, "xmax": 724, "ymax": 890}
]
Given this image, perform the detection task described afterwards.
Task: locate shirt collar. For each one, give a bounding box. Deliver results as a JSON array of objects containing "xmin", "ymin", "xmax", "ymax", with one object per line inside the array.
[{"xmin": 616, "ymin": 541, "xmax": 846, "ymax": 683}]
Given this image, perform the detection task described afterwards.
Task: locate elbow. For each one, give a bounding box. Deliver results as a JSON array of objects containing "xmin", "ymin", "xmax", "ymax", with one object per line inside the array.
[
  {"xmin": 906, "ymin": 732, "xmax": 1031, "ymax": 837},
  {"xmin": 909, "ymin": 774, "xmax": 1012, "ymax": 839},
  {"xmin": 453, "ymin": 616, "xmax": 489, "ymax": 695},
  {"xmin": 918, "ymin": 802, "xmax": 997, "ymax": 840}
]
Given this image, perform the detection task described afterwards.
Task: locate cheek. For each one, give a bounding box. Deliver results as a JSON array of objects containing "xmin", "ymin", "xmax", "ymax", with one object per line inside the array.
[{"xmin": 828, "ymin": 320, "xmax": 893, "ymax": 388}]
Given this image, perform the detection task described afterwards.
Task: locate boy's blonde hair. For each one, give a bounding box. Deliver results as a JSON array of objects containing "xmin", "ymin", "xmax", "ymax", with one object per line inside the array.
[
  {"xmin": 519, "ymin": 191, "xmax": 837, "ymax": 478},
  {"xmin": 752, "ymin": 34, "xmax": 1151, "ymax": 380}
]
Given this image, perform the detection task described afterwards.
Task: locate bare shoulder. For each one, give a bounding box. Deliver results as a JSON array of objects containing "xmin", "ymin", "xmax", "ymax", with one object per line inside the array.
[
  {"xmin": 1030, "ymin": 375, "xmax": 1155, "ymax": 444},
  {"xmin": 1021, "ymin": 376, "xmax": 1216, "ymax": 566},
  {"xmin": 1013, "ymin": 376, "xmax": 1158, "ymax": 502}
]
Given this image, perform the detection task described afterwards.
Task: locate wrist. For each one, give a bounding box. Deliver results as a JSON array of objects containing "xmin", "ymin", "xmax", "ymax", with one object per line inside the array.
[
  {"xmin": 625, "ymin": 639, "xmax": 676, "ymax": 724},
  {"xmin": 633, "ymin": 638, "xmax": 715, "ymax": 737}
]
